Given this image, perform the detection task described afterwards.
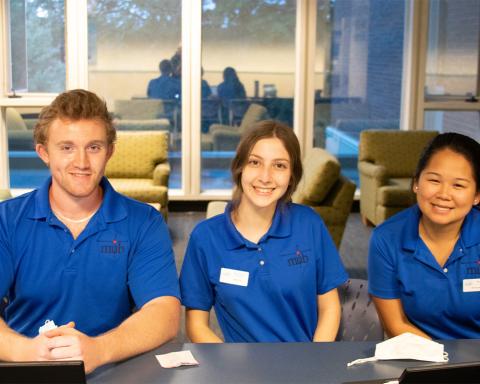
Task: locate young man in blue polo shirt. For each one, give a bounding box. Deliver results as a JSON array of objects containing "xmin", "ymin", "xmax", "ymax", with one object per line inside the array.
[{"xmin": 0, "ymin": 90, "xmax": 180, "ymax": 373}]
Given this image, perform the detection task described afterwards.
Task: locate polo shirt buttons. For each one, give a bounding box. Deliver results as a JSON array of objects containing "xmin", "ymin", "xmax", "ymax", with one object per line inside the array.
[
  {"xmin": 71, "ymin": 249, "xmax": 75, "ymax": 254},
  {"xmin": 443, "ymin": 267, "xmax": 448, "ymax": 273},
  {"xmin": 257, "ymin": 247, "xmax": 262, "ymax": 252},
  {"xmin": 259, "ymin": 260, "xmax": 265, "ymax": 266}
]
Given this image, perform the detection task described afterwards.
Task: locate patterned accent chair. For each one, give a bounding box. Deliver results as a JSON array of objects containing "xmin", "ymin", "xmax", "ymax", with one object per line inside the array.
[
  {"xmin": 204, "ymin": 103, "xmax": 269, "ymax": 151},
  {"xmin": 292, "ymin": 148, "xmax": 356, "ymax": 248},
  {"xmin": 358, "ymin": 129, "xmax": 438, "ymax": 226},
  {"xmin": 336, "ymin": 279, "xmax": 383, "ymax": 341},
  {"xmin": 105, "ymin": 131, "xmax": 170, "ymax": 218}
]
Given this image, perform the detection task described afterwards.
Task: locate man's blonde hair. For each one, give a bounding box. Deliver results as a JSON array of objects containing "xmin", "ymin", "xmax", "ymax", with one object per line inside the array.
[{"xmin": 34, "ymin": 89, "xmax": 116, "ymax": 146}]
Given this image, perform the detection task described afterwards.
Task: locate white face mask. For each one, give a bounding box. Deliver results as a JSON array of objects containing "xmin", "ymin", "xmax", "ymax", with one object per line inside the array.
[{"xmin": 347, "ymin": 332, "xmax": 449, "ymax": 367}]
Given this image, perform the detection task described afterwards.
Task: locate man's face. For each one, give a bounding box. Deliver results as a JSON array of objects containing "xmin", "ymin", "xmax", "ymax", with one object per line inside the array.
[{"xmin": 36, "ymin": 118, "xmax": 114, "ymax": 201}]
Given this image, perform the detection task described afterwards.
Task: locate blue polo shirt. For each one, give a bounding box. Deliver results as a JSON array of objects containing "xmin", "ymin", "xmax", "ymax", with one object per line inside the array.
[
  {"xmin": 180, "ymin": 203, "xmax": 348, "ymax": 342},
  {"xmin": 0, "ymin": 177, "xmax": 179, "ymax": 338},
  {"xmin": 368, "ymin": 205, "xmax": 480, "ymax": 339}
]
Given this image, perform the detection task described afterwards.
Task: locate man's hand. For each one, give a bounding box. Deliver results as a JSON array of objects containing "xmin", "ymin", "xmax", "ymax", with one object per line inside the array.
[
  {"xmin": 14, "ymin": 322, "xmax": 76, "ymax": 361},
  {"xmin": 44, "ymin": 323, "xmax": 102, "ymax": 374}
]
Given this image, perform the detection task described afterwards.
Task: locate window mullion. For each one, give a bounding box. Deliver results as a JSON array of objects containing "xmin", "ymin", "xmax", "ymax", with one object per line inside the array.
[{"xmin": 65, "ymin": 0, "xmax": 88, "ymax": 90}]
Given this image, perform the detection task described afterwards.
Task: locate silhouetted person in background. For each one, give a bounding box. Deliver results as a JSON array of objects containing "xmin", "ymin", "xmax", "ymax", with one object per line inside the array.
[
  {"xmin": 147, "ymin": 59, "xmax": 180, "ymax": 100},
  {"xmin": 217, "ymin": 67, "xmax": 246, "ymax": 123},
  {"xmin": 201, "ymin": 67, "xmax": 212, "ymax": 99},
  {"xmin": 218, "ymin": 67, "xmax": 246, "ymax": 107}
]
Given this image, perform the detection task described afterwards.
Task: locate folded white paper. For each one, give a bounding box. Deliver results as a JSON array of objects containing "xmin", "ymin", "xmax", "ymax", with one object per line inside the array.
[{"xmin": 155, "ymin": 350, "xmax": 199, "ymax": 368}]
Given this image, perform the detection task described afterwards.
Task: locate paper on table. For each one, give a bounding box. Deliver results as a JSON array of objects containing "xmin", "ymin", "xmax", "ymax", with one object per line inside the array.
[{"xmin": 155, "ymin": 350, "xmax": 199, "ymax": 368}]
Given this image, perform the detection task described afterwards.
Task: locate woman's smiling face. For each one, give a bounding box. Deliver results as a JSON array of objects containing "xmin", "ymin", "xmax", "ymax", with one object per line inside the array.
[
  {"xmin": 239, "ymin": 137, "xmax": 292, "ymax": 213},
  {"xmin": 414, "ymin": 148, "xmax": 480, "ymax": 229}
]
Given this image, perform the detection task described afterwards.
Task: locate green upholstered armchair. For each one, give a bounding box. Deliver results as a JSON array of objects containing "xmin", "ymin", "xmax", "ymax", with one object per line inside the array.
[
  {"xmin": 105, "ymin": 131, "xmax": 170, "ymax": 218},
  {"xmin": 205, "ymin": 103, "xmax": 269, "ymax": 151},
  {"xmin": 358, "ymin": 129, "xmax": 438, "ymax": 226},
  {"xmin": 113, "ymin": 99, "xmax": 173, "ymax": 133},
  {"xmin": 0, "ymin": 189, "xmax": 12, "ymax": 202},
  {"xmin": 292, "ymin": 148, "xmax": 356, "ymax": 248}
]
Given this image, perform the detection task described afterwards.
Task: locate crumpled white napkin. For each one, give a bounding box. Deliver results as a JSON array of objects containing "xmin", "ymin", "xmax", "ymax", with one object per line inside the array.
[
  {"xmin": 155, "ymin": 350, "xmax": 199, "ymax": 368},
  {"xmin": 347, "ymin": 332, "xmax": 448, "ymax": 367}
]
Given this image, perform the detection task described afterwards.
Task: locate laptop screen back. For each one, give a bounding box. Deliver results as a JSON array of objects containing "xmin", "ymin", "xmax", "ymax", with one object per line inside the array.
[
  {"xmin": 0, "ymin": 361, "xmax": 85, "ymax": 384},
  {"xmin": 400, "ymin": 361, "xmax": 480, "ymax": 383}
]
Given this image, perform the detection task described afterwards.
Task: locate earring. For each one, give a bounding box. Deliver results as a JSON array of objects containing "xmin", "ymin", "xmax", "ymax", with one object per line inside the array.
[{"xmin": 414, "ymin": 186, "xmax": 418, "ymax": 191}]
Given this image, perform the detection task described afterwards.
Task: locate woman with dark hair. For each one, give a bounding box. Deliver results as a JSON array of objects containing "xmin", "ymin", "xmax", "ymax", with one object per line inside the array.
[
  {"xmin": 217, "ymin": 67, "xmax": 247, "ymax": 108},
  {"xmin": 368, "ymin": 132, "xmax": 480, "ymax": 340},
  {"xmin": 180, "ymin": 120, "xmax": 347, "ymax": 343}
]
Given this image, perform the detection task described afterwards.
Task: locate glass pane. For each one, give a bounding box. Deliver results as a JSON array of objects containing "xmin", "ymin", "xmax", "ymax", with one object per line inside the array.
[
  {"xmin": 314, "ymin": 0, "xmax": 405, "ymax": 186},
  {"xmin": 201, "ymin": 0, "xmax": 297, "ymax": 191},
  {"xmin": 7, "ymin": 107, "xmax": 49, "ymax": 188},
  {"xmin": 88, "ymin": 0, "xmax": 182, "ymax": 189},
  {"xmin": 425, "ymin": 0, "xmax": 480, "ymax": 98},
  {"xmin": 424, "ymin": 111, "xmax": 480, "ymax": 142},
  {"xmin": 8, "ymin": 0, "xmax": 65, "ymax": 93}
]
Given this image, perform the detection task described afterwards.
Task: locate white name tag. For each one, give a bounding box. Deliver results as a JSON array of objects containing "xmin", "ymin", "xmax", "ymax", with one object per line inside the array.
[
  {"xmin": 219, "ymin": 268, "xmax": 249, "ymax": 287},
  {"xmin": 463, "ymin": 278, "xmax": 480, "ymax": 292}
]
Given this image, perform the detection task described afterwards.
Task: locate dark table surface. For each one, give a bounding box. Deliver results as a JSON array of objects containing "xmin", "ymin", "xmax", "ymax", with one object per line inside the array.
[{"xmin": 87, "ymin": 339, "xmax": 480, "ymax": 383}]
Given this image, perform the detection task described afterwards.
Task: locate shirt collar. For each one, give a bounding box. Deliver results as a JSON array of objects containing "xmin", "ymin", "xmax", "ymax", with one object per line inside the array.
[
  {"xmin": 459, "ymin": 206, "xmax": 480, "ymax": 248},
  {"xmin": 99, "ymin": 177, "xmax": 128, "ymax": 223},
  {"xmin": 400, "ymin": 204, "xmax": 422, "ymax": 252},
  {"xmin": 222, "ymin": 202, "xmax": 292, "ymax": 250},
  {"xmin": 28, "ymin": 176, "xmax": 127, "ymax": 223},
  {"xmin": 29, "ymin": 177, "xmax": 53, "ymax": 220},
  {"xmin": 401, "ymin": 204, "xmax": 480, "ymax": 251}
]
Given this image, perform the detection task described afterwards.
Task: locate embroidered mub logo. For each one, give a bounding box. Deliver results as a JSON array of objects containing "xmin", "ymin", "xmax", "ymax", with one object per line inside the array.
[
  {"xmin": 287, "ymin": 248, "xmax": 308, "ymax": 266},
  {"xmin": 100, "ymin": 239, "xmax": 125, "ymax": 255}
]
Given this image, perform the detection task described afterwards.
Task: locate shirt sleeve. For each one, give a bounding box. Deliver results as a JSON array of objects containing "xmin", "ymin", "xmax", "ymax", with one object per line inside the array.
[
  {"xmin": 179, "ymin": 229, "xmax": 215, "ymax": 311},
  {"xmin": 127, "ymin": 210, "xmax": 180, "ymax": 309},
  {"xmin": 368, "ymin": 229, "xmax": 400, "ymax": 299},
  {"xmin": 314, "ymin": 215, "xmax": 349, "ymax": 294},
  {"xmin": 0, "ymin": 206, "xmax": 14, "ymax": 300}
]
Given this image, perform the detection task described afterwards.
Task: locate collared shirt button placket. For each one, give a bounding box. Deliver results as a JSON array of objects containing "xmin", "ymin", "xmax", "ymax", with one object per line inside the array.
[
  {"xmin": 256, "ymin": 246, "xmax": 269, "ymax": 275},
  {"xmin": 257, "ymin": 247, "xmax": 265, "ymax": 266}
]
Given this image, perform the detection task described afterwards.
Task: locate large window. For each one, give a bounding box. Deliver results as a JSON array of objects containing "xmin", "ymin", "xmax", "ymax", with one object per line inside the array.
[
  {"xmin": 6, "ymin": 0, "xmax": 65, "ymax": 189},
  {"xmin": 314, "ymin": 0, "xmax": 405, "ymax": 185},
  {"xmin": 425, "ymin": 111, "xmax": 480, "ymax": 140},
  {"xmin": 200, "ymin": 0, "xmax": 296, "ymax": 191},
  {"xmin": 6, "ymin": 107, "xmax": 48, "ymax": 188},
  {"xmin": 2, "ymin": 1, "xmax": 479, "ymax": 197},
  {"xmin": 425, "ymin": 0, "xmax": 479, "ymax": 99},
  {"xmin": 8, "ymin": 0, "xmax": 65, "ymax": 93},
  {"xmin": 421, "ymin": 0, "xmax": 479, "ymax": 139},
  {"xmin": 88, "ymin": 0, "xmax": 183, "ymax": 188}
]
